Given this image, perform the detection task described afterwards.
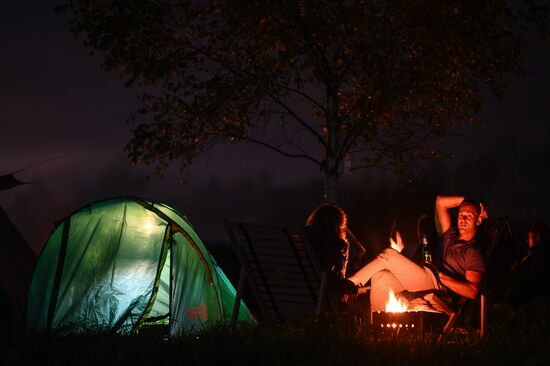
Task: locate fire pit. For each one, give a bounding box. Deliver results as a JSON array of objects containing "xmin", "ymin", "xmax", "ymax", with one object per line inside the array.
[
  {"xmin": 372, "ymin": 311, "xmax": 425, "ymax": 336},
  {"xmin": 371, "ymin": 289, "xmax": 446, "ymax": 336}
]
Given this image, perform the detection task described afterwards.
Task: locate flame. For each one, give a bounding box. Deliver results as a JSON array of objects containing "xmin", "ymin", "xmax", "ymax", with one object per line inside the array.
[
  {"xmin": 386, "ymin": 289, "xmax": 408, "ymax": 312},
  {"xmin": 390, "ymin": 240, "xmax": 401, "ymax": 252}
]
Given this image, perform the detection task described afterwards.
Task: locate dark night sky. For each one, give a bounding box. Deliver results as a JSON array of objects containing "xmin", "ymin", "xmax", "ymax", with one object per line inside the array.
[{"xmin": 1, "ymin": 1, "xmax": 550, "ymax": 255}]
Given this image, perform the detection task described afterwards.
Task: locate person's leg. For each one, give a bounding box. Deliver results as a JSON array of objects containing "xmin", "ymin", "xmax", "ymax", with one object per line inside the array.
[
  {"xmin": 349, "ymin": 248, "xmax": 439, "ymax": 291},
  {"xmin": 370, "ymin": 270, "xmax": 405, "ymax": 311}
]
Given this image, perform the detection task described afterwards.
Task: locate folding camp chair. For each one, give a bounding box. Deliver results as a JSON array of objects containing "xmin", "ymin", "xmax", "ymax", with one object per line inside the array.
[
  {"xmin": 445, "ymin": 291, "xmax": 487, "ymax": 336},
  {"xmin": 391, "ymin": 285, "xmax": 485, "ymax": 339},
  {"xmin": 225, "ymin": 221, "xmax": 333, "ymax": 329}
]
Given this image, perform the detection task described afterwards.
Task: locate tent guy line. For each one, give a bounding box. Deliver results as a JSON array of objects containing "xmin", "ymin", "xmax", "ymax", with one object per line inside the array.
[{"xmin": 0, "ymin": 146, "xmax": 89, "ymax": 191}]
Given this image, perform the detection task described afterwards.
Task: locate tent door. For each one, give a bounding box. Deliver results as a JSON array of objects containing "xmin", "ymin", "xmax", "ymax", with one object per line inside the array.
[{"xmin": 144, "ymin": 249, "xmax": 171, "ymax": 325}]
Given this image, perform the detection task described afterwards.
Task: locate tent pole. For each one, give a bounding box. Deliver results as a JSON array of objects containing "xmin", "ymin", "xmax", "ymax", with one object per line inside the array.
[
  {"xmin": 47, "ymin": 218, "xmax": 70, "ymax": 329},
  {"xmin": 169, "ymin": 235, "xmax": 173, "ymax": 335}
]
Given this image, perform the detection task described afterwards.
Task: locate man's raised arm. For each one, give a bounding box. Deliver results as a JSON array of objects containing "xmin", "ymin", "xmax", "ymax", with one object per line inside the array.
[{"xmin": 435, "ymin": 195, "xmax": 464, "ymax": 236}]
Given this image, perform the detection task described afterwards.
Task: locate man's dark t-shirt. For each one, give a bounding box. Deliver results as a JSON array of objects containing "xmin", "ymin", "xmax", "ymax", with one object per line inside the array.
[{"xmin": 436, "ymin": 228, "xmax": 486, "ymax": 280}]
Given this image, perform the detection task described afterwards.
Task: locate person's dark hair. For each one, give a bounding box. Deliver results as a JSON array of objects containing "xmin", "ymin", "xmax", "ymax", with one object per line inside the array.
[
  {"xmin": 306, "ymin": 204, "xmax": 348, "ymax": 241},
  {"xmin": 460, "ymin": 198, "xmax": 482, "ymax": 215}
]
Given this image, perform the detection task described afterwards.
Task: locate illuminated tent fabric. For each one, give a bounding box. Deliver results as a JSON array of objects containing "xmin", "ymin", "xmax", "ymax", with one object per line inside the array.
[
  {"xmin": 0, "ymin": 206, "xmax": 36, "ymax": 328},
  {"xmin": 27, "ymin": 197, "xmax": 253, "ymax": 334}
]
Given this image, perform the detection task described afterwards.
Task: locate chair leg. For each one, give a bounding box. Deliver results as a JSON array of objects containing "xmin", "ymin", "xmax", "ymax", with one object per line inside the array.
[
  {"xmin": 230, "ymin": 267, "xmax": 248, "ymax": 334},
  {"xmin": 438, "ymin": 312, "xmax": 457, "ymax": 342},
  {"xmin": 480, "ymin": 293, "xmax": 486, "ymax": 338},
  {"xmin": 316, "ymin": 272, "xmax": 328, "ymax": 317}
]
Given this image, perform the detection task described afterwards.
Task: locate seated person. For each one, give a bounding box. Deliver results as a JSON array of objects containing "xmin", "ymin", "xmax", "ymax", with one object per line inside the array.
[
  {"xmin": 305, "ymin": 204, "xmax": 358, "ymax": 303},
  {"xmin": 305, "ymin": 204, "xmax": 350, "ymax": 278},
  {"xmin": 347, "ymin": 196, "xmax": 487, "ymax": 311},
  {"xmin": 508, "ymin": 222, "xmax": 550, "ymax": 304}
]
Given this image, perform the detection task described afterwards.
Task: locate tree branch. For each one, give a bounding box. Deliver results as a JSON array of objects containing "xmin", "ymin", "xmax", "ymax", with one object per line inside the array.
[
  {"xmin": 265, "ymin": 93, "xmax": 328, "ymax": 150},
  {"xmin": 243, "ymin": 136, "xmax": 321, "ymax": 166}
]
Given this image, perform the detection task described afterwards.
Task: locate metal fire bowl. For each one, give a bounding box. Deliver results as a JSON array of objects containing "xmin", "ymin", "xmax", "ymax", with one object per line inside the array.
[{"xmin": 373, "ymin": 311, "xmax": 424, "ymax": 335}]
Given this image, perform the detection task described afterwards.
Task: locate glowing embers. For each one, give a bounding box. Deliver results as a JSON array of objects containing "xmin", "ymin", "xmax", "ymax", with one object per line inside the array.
[
  {"xmin": 381, "ymin": 322, "xmax": 415, "ymax": 329},
  {"xmin": 372, "ymin": 311, "xmax": 424, "ymax": 336}
]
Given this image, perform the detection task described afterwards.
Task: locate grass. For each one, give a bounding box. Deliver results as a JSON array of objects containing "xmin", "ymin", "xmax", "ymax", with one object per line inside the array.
[{"xmin": 2, "ymin": 297, "xmax": 550, "ymax": 366}]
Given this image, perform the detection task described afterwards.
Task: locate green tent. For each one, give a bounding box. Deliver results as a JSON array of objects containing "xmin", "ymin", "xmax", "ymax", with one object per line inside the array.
[{"xmin": 27, "ymin": 197, "xmax": 253, "ymax": 334}]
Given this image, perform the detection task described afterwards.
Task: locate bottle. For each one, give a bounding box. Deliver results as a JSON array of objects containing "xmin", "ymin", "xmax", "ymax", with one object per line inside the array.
[{"xmin": 421, "ymin": 234, "xmax": 432, "ymax": 262}]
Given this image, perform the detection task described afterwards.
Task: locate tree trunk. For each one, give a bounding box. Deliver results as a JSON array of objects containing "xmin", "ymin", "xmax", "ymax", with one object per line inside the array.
[
  {"xmin": 324, "ymin": 81, "xmax": 340, "ymax": 204},
  {"xmin": 324, "ymin": 162, "xmax": 339, "ymax": 204}
]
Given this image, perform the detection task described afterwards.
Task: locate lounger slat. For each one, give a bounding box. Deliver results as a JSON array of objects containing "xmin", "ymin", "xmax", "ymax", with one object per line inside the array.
[{"xmin": 226, "ymin": 221, "xmax": 330, "ymax": 324}]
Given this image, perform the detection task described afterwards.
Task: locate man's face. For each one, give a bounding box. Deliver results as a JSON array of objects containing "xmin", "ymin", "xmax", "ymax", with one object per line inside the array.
[{"xmin": 457, "ymin": 204, "xmax": 480, "ymax": 238}]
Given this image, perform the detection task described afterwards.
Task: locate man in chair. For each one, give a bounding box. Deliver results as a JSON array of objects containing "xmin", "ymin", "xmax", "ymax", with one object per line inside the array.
[{"xmin": 347, "ymin": 196, "xmax": 487, "ymax": 311}]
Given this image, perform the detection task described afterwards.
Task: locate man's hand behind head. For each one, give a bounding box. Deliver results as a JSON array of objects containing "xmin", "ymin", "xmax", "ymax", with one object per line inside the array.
[{"xmin": 478, "ymin": 201, "xmax": 489, "ymax": 223}]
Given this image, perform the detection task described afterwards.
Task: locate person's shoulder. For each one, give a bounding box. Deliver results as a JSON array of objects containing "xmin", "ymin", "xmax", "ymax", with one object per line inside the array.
[
  {"xmin": 465, "ymin": 242, "xmax": 486, "ymax": 269},
  {"xmin": 461, "ymin": 236, "xmax": 486, "ymax": 262},
  {"xmin": 442, "ymin": 227, "xmax": 457, "ymax": 239}
]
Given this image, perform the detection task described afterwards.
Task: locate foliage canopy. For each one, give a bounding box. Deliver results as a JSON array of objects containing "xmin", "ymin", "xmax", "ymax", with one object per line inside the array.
[{"xmin": 62, "ymin": 0, "xmax": 548, "ymax": 201}]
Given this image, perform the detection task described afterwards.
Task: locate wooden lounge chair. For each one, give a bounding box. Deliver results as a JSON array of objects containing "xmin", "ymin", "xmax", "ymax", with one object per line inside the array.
[{"xmin": 225, "ymin": 221, "xmax": 332, "ymax": 329}]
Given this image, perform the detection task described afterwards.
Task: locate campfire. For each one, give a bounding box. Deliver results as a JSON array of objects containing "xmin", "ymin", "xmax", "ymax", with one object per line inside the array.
[
  {"xmin": 372, "ymin": 289, "xmax": 423, "ymax": 335},
  {"xmin": 385, "ymin": 289, "xmax": 407, "ymax": 312}
]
